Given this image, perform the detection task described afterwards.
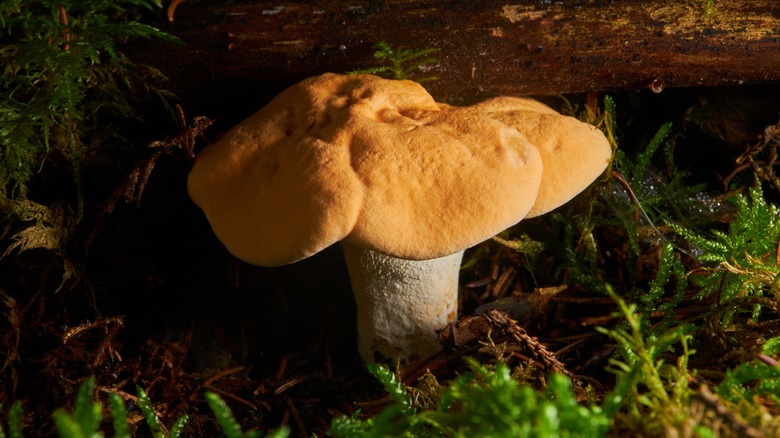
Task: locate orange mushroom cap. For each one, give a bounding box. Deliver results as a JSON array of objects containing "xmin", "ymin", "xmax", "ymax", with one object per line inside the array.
[
  {"xmin": 188, "ymin": 74, "xmax": 544, "ymax": 266},
  {"xmin": 442, "ymin": 96, "xmax": 612, "ymax": 217}
]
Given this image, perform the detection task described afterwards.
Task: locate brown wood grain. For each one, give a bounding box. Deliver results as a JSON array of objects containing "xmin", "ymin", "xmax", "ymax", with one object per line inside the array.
[{"xmin": 128, "ymin": 0, "xmax": 780, "ymax": 101}]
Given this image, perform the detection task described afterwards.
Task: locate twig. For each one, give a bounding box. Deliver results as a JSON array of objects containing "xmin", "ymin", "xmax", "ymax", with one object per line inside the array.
[
  {"xmin": 85, "ymin": 105, "xmax": 213, "ymax": 252},
  {"xmin": 286, "ymin": 398, "xmax": 308, "ymax": 437},
  {"xmin": 273, "ymin": 374, "xmax": 319, "ymax": 396},
  {"xmin": 690, "ymin": 383, "xmax": 764, "ymax": 438},
  {"xmin": 484, "ymin": 309, "xmax": 570, "ymax": 376},
  {"xmin": 202, "ymin": 366, "xmax": 246, "ymax": 388}
]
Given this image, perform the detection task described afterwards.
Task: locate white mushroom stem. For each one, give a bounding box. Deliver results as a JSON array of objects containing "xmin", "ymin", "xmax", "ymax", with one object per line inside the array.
[{"xmin": 342, "ymin": 242, "xmax": 463, "ymax": 363}]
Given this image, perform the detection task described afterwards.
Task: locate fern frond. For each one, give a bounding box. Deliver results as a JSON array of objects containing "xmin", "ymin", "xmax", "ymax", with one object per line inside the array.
[
  {"xmin": 0, "ymin": 0, "xmax": 176, "ymax": 200},
  {"xmin": 351, "ymin": 41, "xmax": 439, "ymax": 82},
  {"xmin": 109, "ymin": 393, "xmax": 131, "ymax": 438},
  {"xmin": 367, "ymin": 363, "xmax": 415, "ymax": 416},
  {"xmin": 672, "ymin": 180, "xmax": 780, "ymax": 321},
  {"xmin": 136, "ymin": 385, "xmax": 166, "ymax": 438}
]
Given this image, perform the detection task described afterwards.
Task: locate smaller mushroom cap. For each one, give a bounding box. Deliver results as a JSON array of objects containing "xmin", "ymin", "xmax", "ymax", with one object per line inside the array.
[{"xmin": 443, "ymin": 97, "xmax": 612, "ymax": 217}]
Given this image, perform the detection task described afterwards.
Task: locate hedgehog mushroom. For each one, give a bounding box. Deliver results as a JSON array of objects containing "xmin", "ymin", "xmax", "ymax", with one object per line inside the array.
[
  {"xmin": 188, "ymin": 74, "xmax": 613, "ymax": 363},
  {"xmin": 187, "ymin": 73, "xmax": 547, "ymax": 363}
]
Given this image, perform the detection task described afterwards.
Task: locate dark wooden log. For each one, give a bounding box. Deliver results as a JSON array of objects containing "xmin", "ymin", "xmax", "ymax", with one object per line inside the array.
[{"xmin": 128, "ymin": 0, "xmax": 780, "ymax": 102}]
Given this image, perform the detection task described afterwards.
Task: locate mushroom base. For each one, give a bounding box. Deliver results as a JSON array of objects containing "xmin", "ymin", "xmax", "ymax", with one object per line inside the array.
[{"xmin": 342, "ymin": 243, "xmax": 463, "ymax": 363}]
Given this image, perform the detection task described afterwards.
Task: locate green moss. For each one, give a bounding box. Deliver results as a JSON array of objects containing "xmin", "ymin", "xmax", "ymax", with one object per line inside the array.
[{"xmin": 0, "ymin": 0, "xmax": 177, "ymax": 202}]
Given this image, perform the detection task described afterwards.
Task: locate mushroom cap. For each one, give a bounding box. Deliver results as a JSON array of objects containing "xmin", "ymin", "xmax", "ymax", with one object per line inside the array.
[
  {"xmin": 442, "ymin": 97, "xmax": 612, "ymax": 217},
  {"xmin": 188, "ymin": 74, "xmax": 544, "ymax": 266}
]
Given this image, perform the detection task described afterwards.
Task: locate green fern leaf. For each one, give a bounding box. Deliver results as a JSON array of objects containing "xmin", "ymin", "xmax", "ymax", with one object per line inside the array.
[
  {"xmin": 366, "ymin": 363, "xmax": 415, "ymax": 416},
  {"xmin": 167, "ymin": 414, "xmax": 190, "ymax": 438},
  {"xmin": 109, "ymin": 393, "xmax": 131, "ymax": 438},
  {"xmin": 4, "ymin": 401, "xmax": 24, "ymax": 438},
  {"xmin": 204, "ymin": 391, "xmax": 244, "ymax": 438},
  {"xmin": 136, "ymin": 386, "xmax": 164, "ymax": 438}
]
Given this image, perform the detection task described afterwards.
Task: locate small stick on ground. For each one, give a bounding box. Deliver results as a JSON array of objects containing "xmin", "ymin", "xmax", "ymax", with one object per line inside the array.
[{"xmin": 484, "ymin": 309, "xmax": 571, "ymax": 376}]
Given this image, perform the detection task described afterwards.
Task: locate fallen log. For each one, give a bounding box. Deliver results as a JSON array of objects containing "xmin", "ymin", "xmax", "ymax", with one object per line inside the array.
[{"xmin": 128, "ymin": 0, "xmax": 780, "ymax": 101}]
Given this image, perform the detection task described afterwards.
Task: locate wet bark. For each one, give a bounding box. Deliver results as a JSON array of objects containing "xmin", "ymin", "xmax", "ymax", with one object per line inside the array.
[{"xmin": 129, "ymin": 0, "xmax": 780, "ymax": 101}]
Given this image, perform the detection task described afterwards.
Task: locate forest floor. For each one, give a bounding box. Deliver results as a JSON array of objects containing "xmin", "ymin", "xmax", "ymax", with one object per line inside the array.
[{"xmin": 3, "ymin": 81, "xmax": 780, "ymax": 437}]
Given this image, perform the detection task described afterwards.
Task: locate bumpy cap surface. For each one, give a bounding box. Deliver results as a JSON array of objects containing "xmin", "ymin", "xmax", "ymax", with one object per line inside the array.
[
  {"xmin": 188, "ymin": 73, "xmax": 544, "ymax": 266},
  {"xmin": 442, "ymin": 97, "xmax": 612, "ymax": 217}
]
